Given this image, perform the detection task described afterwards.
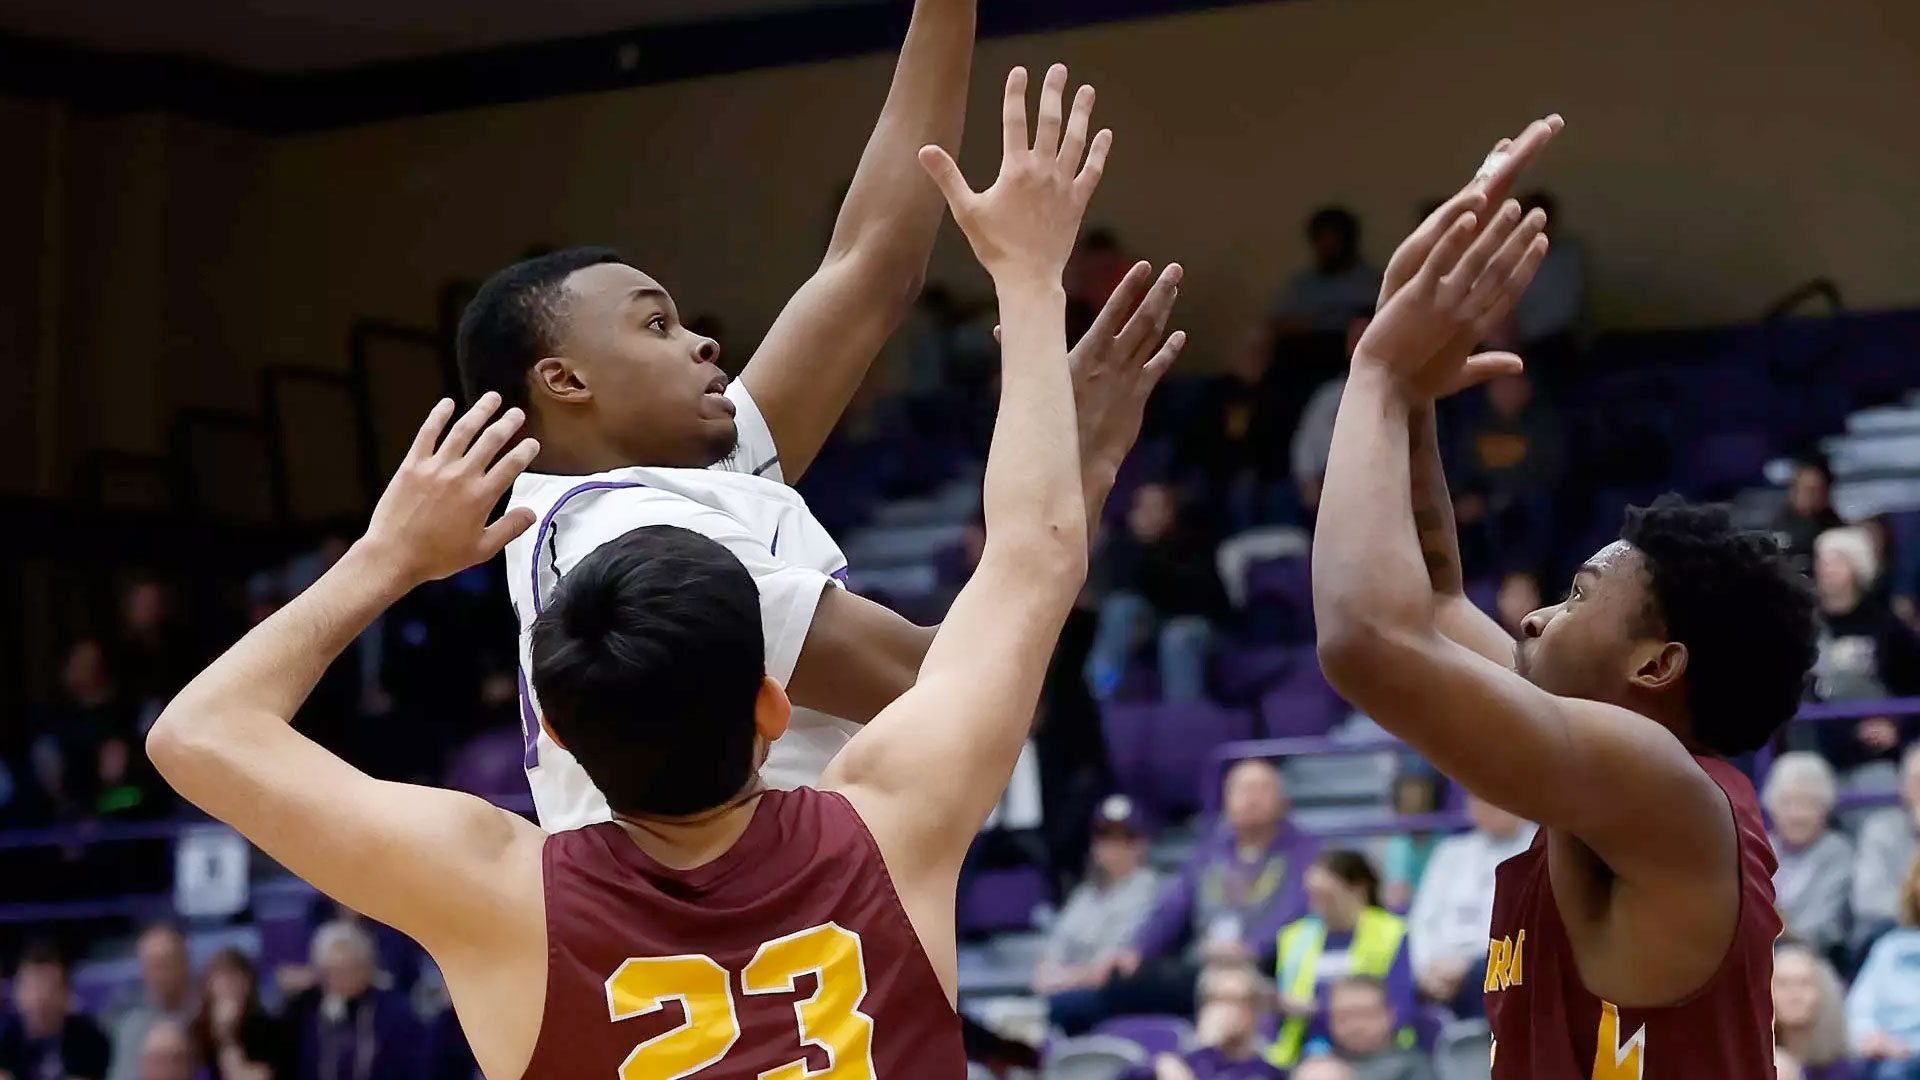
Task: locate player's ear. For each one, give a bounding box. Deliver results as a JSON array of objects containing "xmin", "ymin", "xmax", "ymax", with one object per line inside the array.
[
  {"xmin": 1629, "ymin": 639, "xmax": 1688, "ymax": 694},
  {"xmin": 754, "ymin": 676, "xmax": 792, "ymax": 742},
  {"xmin": 532, "ymin": 356, "xmax": 591, "ymax": 404}
]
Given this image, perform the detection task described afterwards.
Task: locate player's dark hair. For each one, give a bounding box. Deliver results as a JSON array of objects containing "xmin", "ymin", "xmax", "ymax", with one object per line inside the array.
[
  {"xmin": 1621, "ymin": 495, "xmax": 1818, "ymax": 756},
  {"xmin": 1314, "ymin": 848, "xmax": 1382, "ymax": 909},
  {"xmin": 531, "ymin": 525, "xmax": 765, "ymax": 817},
  {"xmin": 456, "ymin": 246, "xmax": 630, "ymax": 410}
]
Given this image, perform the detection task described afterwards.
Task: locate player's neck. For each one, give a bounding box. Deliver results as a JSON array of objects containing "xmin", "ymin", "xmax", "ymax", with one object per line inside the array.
[
  {"xmin": 612, "ymin": 786, "xmax": 768, "ymax": 871},
  {"xmin": 530, "ymin": 434, "xmax": 633, "ymax": 477}
]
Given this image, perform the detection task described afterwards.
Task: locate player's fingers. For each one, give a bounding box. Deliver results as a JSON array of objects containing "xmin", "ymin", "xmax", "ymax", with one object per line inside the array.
[
  {"xmin": 1058, "ymin": 83, "xmax": 1095, "ymax": 169},
  {"xmin": 437, "ymin": 392, "xmax": 500, "ymax": 462},
  {"xmin": 484, "ymin": 436, "xmax": 542, "ymax": 498},
  {"xmin": 1084, "ymin": 261, "xmax": 1154, "ymax": 342},
  {"xmin": 1117, "ymin": 264, "xmax": 1183, "ymax": 360},
  {"xmin": 481, "ymin": 506, "xmax": 538, "ymax": 558},
  {"xmin": 1033, "ymin": 63, "xmax": 1068, "ymax": 155},
  {"xmin": 917, "ymin": 145, "xmax": 973, "ymax": 211},
  {"xmin": 1073, "ymin": 128, "xmax": 1113, "ymax": 201},
  {"xmin": 1442, "ymin": 199, "xmax": 1523, "ymax": 302},
  {"xmin": 1413, "ymin": 211, "xmax": 1479, "ymax": 288},
  {"xmin": 1466, "ymin": 207, "xmax": 1548, "ymax": 320},
  {"xmin": 1001, "ymin": 66, "xmax": 1029, "ymax": 159},
  {"xmin": 1387, "ymin": 188, "xmax": 1489, "ymax": 288},
  {"xmin": 1475, "ymin": 114, "xmax": 1562, "ymax": 205},
  {"xmin": 1456, "ymin": 351, "xmax": 1527, "ymax": 390},
  {"xmin": 406, "ymin": 399, "xmax": 456, "ymax": 464},
  {"xmin": 1141, "ymin": 330, "xmax": 1189, "ymax": 387},
  {"xmin": 465, "ymin": 406, "xmax": 526, "ymax": 472}
]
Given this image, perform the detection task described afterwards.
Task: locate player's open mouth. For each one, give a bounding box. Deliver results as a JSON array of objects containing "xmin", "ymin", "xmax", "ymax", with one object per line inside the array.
[{"xmin": 704, "ymin": 376, "xmax": 735, "ymax": 415}]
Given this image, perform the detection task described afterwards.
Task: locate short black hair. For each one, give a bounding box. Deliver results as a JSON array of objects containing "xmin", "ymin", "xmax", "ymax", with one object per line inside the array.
[
  {"xmin": 530, "ymin": 525, "xmax": 765, "ymax": 817},
  {"xmin": 456, "ymin": 246, "xmax": 630, "ymax": 409},
  {"xmin": 1314, "ymin": 848, "xmax": 1382, "ymax": 909},
  {"xmin": 1306, "ymin": 206, "xmax": 1359, "ymax": 246},
  {"xmin": 1621, "ymin": 495, "xmax": 1818, "ymax": 756}
]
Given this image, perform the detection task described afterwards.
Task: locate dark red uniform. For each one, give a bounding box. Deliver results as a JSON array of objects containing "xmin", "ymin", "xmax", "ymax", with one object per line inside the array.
[
  {"xmin": 1484, "ymin": 756, "xmax": 1780, "ymax": 1080},
  {"xmin": 523, "ymin": 787, "xmax": 964, "ymax": 1079}
]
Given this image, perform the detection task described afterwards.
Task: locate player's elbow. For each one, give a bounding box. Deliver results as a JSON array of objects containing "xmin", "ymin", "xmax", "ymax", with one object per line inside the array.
[
  {"xmin": 144, "ymin": 705, "xmax": 200, "ymax": 789},
  {"xmin": 1316, "ymin": 618, "xmax": 1416, "ymax": 701},
  {"xmin": 821, "ymin": 247, "xmax": 926, "ymax": 330}
]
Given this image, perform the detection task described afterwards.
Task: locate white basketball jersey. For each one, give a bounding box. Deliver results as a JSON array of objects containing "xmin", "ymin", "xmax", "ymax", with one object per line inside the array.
[{"xmin": 502, "ymin": 381, "xmax": 859, "ymax": 832}]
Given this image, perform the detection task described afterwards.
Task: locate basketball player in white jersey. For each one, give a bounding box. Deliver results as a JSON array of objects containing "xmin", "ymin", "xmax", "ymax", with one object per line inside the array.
[{"xmin": 456, "ymin": 0, "xmax": 1185, "ymax": 828}]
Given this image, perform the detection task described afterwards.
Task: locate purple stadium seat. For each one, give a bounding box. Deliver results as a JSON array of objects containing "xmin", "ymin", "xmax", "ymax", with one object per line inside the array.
[
  {"xmin": 444, "ymin": 728, "xmax": 531, "ymax": 800},
  {"xmin": 1144, "ymin": 701, "xmax": 1254, "ymax": 818},
  {"xmin": 1093, "ymin": 1015, "xmax": 1194, "ymax": 1058},
  {"xmin": 1101, "ymin": 703, "xmax": 1160, "ymax": 807},
  {"xmin": 957, "ymin": 865, "xmax": 1048, "ymax": 935},
  {"xmin": 1243, "ymin": 555, "xmax": 1314, "ymax": 643},
  {"xmin": 1211, "ymin": 645, "xmax": 1296, "ymax": 705},
  {"xmin": 1257, "ymin": 654, "xmax": 1346, "ymax": 739}
]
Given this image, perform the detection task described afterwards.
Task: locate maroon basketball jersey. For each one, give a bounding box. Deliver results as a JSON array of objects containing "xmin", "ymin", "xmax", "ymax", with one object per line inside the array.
[
  {"xmin": 523, "ymin": 787, "xmax": 964, "ymax": 1080},
  {"xmin": 1484, "ymin": 756, "xmax": 1780, "ymax": 1080}
]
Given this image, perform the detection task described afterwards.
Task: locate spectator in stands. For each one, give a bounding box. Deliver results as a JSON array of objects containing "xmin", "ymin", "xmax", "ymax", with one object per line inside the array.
[
  {"xmin": 1455, "ymin": 371, "xmax": 1564, "ymax": 567},
  {"xmin": 1775, "ymin": 459, "xmax": 1845, "ymax": 574},
  {"xmin": 1811, "ymin": 527, "xmax": 1920, "ymax": 777},
  {"xmin": 1407, "ymin": 796, "xmax": 1537, "ymax": 1018},
  {"xmin": 1288, "ymin": 315, "xmax": 1374, "ymax": 519},
  {"xmin": 191, "ymin": 949, "xmax": 290, "ymax": 1080},
  {"xmin": 1085, "ymin": 482, "xmax": 1225, "ymax": 702},
  {"xmin": 1267, "ymin": 851, "xmax": 1413, "ymax": 1070},
  {"xmin": 134, "ymin": 1021, "xmax": 196, "ymax": 1080},
  {"xmin": 1126, "ymin": 963, "xmax": 1284, "ymax": 1080},
  {"xmin": 1379, "ymin": 772, "xmax": 1441, "ymax": 912},
  {"xmin": 292, "ymin": 921, "xmax": 420, "ymax": 1080},
  {"xmin": 106, "ymin": 924, "xmax": 196, "ymax": 1080},
  {"xmin": 1861, "ymin": 514, "xmax": 1920, "ymax": 629},
  {"xmin": 1036, "ymin": 797, "xmax": 1164, "ymax": 1000},
  {"xmin": 1270, "ymin": 208, "xmax": 1380, "ymax": 335},
  {"xmin": 1494, "ymin": 569, "xmax": 1541, "ymax": 638},
  {"xmin": 1073, "ymin": 760, "xmax": 1313, "ymax": 1031},
  {"xmin": 25, "ymin": 638, "xmax": 134, "ymax": 825},
  {"xmin": 1773, "ymin": 939, "xmax": 1858, "ymax": 1080},
  {"xmin": 1508, "ymin": 191, "xmax": 1587, "ymax": 373},
  {"xmin": 1316, "ymin": 976, "xmax": 1434, "ymax": 1080},
  {"xmin": 115, "ymin": 576, "xmax": 193, "ymax": 730},
  {"xmin": 1175, "ymin": 325, "xmax": 1290, "ymax": 528},
  {"xmin": 0, "ymin": 942, "xmax": 111, "ymax": 1080},
  {"xmin": 1855, "ymin": 746, "xmax": 1920, "ymax": 956},
  {"xmin": 1766, "ymin": 753, "xmax": 1857, "ymax": 960},
  {"xmin": 1846, "ymin": 856, "xmax": 1920, "ymax": 1079}
]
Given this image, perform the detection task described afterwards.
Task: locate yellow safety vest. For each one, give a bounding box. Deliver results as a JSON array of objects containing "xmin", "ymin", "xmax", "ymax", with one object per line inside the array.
[{"xmin": 1265, "ymin": 906, "xmax": 1409, "ymax": 1067}]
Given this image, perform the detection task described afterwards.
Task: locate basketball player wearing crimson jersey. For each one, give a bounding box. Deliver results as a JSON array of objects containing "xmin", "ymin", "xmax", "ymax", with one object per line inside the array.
[
  {"xmin": 1311, "ymin": 116, "xmax": 1819, "ymax": 1079},
  {"xmin": 148, "ymin": 66, "xmax": 1170, "ymax": 1080}
]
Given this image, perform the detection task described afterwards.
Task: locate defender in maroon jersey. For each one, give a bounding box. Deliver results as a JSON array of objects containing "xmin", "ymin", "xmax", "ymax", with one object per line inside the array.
[
  {"xmin": 146, "ymin": 62, "xmax": 1185, "ymax": 1080},
  {"xmin": 1310, "ymin": 116, "xmax": 1818, "ymax": 1080}
]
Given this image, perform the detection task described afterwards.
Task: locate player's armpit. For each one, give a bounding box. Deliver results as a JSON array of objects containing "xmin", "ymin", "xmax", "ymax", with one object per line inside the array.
[
  {"xmin": 1319, "ymin": 628, "xmax": 1735, "ymax": 879},
  {"xmin": 785, "ymin": 586, "xmax": 938, "ymax": 724}
]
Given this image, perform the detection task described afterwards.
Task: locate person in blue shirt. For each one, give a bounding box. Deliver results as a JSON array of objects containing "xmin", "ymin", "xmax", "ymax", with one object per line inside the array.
[{"xmin": 1847, "ymin": 856, "xmax": 1920, "ymax": 1080}]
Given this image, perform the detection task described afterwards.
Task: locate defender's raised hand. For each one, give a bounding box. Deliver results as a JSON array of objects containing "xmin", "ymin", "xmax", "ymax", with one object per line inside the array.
[
  {"xmin": 361, "ymin": 393, "xmax": 541, "ymax": 585},
  {"xmin": 919, "ymin": 64, "xmax": 1111, "ymax": 283},
  {"xmin": 1072, "ymin": 260, "xmax": 1187, "ymax": 483}
]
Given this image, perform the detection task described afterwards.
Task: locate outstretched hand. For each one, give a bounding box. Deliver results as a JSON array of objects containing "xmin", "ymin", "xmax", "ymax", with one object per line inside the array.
[
  {"xmin": 1072, "ymin": 260, "xmax": 1187, "ymax": 477},
  {"xmin": 919, "ymin": 63, "xmax": 1111, "ymax": 284},
  {"xmin": 359, "ymin": 393, "xmax": 540, "ymax": 586},
  {"xmin": 1371, "ymin": 114, "xmax": 1563, "ymax": 398}
]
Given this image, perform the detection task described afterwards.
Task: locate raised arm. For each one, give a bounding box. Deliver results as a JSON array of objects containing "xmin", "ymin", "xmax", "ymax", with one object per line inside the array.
[
  {"xmin": 825, "ymin": 66, "xmax": 1159, "ymax": 993},
  {"xmin": 146, "ymin": 397, "xmax": 548, "ymax": 965},
  {"xmin": 1311, "ymin": 118, "xmax": 1731, "ymax": 877},
  {"xmin": 737, "ymin": 0, "xmax": 974, "ymax": 481}
]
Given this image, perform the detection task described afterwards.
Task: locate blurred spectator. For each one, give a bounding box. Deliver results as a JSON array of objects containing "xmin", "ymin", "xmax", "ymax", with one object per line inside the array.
[
  {"xmin": 1318, "ymin": 976, "xmax": 1434, "ymax": 1080},
  {"xmin": 1494, "ymin": 570, "xmax": 1541, "ymax": 638},
  {"xmin": 1127, "ymin": 964, "xmax": 1284, "ymax": 1080},
  {"xmin": 1455, "ymin": 372, "xmax": 1564, "ymax": 566},
  {"xmin": 0, "ymin": 942, "xmax": 111, "ymax": 1080},
  {"xmin": 25, "ymin": 638, "xmax": 135, "ymax": 825},
  {"xmin": 1085, "ymin": 483, "xmax": 1226, "ymax": 702},
  {"xmin": 191, "ymin": 949, "xmax": 290, "ymax": 1080},
  {"xmin": 106, "ymin": 924, "xmax": 196, "ymax": 1080},
  {"xmin": 1775, "ymin": 460, "xmax": 1846, "ymax": 573},
  {"xmin": 1292, "ymin": 1057, "xmax": 1355, "ymax": 1080},
  {"xmin": 1845, "ymin": 856, "xmax": 1920, "ymax": 1079},
  {"xmin": 1036, "ymin": 797, "xmax": 1164, "ymax": 998},
  {"xmin": 1271, "ymin": 208, "xmax": 1380, "ymax": 335},
  {"xmin": 113, "ymin": 577, "xmax": 193, "ymax": 730},
  {"xmin": 1773, "ymin": 939, "xmax": 1858, "ymax": 1080},
  {"xmin": 1379, "ymin": 773, "xmax": 1441, "ymax": 912},
  {"xmin": 1507, "ymin": 191, "xmax": 1587, "ymax": 372},
  {"xmin": 1854, "ymin": 747, "xmax": 1920, "ymax": 953},
  {"xmin": 293, "ymin": 922, "xmax": 421, "ymax": 1080},
  {"xmin": 134, "ymin": 1021, "xmax": 196, "ymax": 1080},
  {"xmin": 1766, "ymin": 753, "xmax": 1856, "ymax": 960},
  {"xmin": 1289, "ymin": 315, "xmax": 1373, "ymax": 518},
  {"xmin": 1811, "ymin": 527, "xmax": 1920, "ymax": 777},
  {"xmin": 1267, "ymin": 851, "xmax": 1413, "ymax": 1070},
  {"xmin": 1061, "ymin": 760, "xmax": 1313, "ymax": 1032},
  {"xmin": 1861, "ymin": 514, "xmax": 1920, "ymax": 629},
  {"xmin": 1407, "ymin": 796, "xmax": 1536, "ymax": 1018},
  {"xmin": 1175, "ymin": 326, "xmax": 1291, "ymax": 528}
]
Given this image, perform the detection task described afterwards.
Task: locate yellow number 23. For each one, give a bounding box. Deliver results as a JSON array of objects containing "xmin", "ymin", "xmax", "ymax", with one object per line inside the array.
[{"xmin": 605, "ymin": 922, "xmax": 876, "ymax": 1080}]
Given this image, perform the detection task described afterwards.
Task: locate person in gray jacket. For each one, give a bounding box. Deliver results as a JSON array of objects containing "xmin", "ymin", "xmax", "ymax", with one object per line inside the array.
[
  {"xmin": 1852, "ymin": 744, "xmax": 1920, "ymax": 953},
  {"xmin": 1766, "ymin": 752, "xmax": 1856, "ymax": 960},
  {"xmin": 1037, "ymin": 796, "xmax": 1164, "ymax": 997}
]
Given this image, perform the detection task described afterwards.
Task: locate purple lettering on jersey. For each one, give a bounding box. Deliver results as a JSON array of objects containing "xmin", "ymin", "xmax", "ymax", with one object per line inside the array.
[
  {"xmin": 832, "ymin": 565, "xmax": 849, "ymax": 584},
  {"xmin": 529, "ymin": 480, "xmax": 650, "ymax": 615},
  {"xmin": 517, "ymin": 664, "xmax": 541, "ymax": 770}
]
